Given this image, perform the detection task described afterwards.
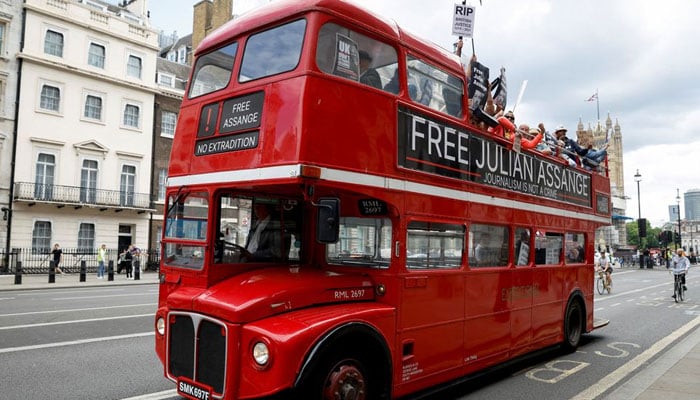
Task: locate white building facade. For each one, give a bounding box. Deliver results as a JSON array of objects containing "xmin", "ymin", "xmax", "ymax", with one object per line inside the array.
[
  {"xmin": 11, "ymin": 0, "xmax": 158, "ymax": 255},
  {"xmin": 0, "ymin": 0, "xmax": 22, "ymax": 256}
]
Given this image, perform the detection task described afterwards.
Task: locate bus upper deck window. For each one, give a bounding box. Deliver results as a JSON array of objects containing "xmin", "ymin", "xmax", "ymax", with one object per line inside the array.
[
  {"xmin": 316, "ymin": 23, "xmax": 398, "ymax": 93},
  {"xmin": 239, "ymin": 19, "xmax": 306, "ymax": 83},
  {"xmin": 189, "ymin": 42, "xmax": 238, "ymax": 98},
  {"xmin": 407, "ymin": 55, "xmax": 464, "ymax": 118}
]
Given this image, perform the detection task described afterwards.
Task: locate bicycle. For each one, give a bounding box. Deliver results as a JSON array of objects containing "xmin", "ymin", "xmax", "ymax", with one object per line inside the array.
[
  {"xmin": 596, "ymin": 270, "xmax": 612, "ymax": 294},
  {"xmin": 673, "ymin": 272, "xmax": 686, "ymax": 303}
]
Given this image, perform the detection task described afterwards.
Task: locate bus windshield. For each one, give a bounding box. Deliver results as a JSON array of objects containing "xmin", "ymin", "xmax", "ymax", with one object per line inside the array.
[{"xmin": 214, "ymin": 194, "xmax": 302, "ymax": 264}]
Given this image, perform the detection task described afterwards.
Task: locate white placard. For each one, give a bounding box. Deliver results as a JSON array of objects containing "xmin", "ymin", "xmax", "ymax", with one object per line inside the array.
[{"xmin": 452, "ymin": 4, "xmax": 476, "ymax": 37}]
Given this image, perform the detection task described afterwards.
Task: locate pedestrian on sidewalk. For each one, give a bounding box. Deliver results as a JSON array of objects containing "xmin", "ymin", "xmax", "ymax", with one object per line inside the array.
[
  {"xmin": 121, "ymin": 246, "xmax": 134, "ymax": 279},
  {"xmin": 97, "ymin": 244, "xmax": 106, "ymax": 279},
  {"xmin": 52, "ymin": 243, "xmax": 64, "ymax": 275}
]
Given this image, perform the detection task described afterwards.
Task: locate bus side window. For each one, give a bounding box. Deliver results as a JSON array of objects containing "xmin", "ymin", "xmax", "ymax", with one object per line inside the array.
[
  {"xmin": 514, "ymin": 227, "xmax": 531, "ymax": 266},
  {"xmin": 565, "ymin": 232, "xmax": 586, "ymax": 264},
  {"xmin": 535, "ymin": 231, "xmax": 564, "ymax": 265},
  {"xmin": 407, "ymin": 55, "xmax": 464, "ymax": 118},
  {"xmin": 407, "ymin": 221, "xmax": 464, "ymax": 269},
  {"xmin": 469, "ymin": 223, "xmax": 508, "ymax": 267},
  {"xmin": 316, "ymin": 22, "xmax": 398, "ymax": 92}
]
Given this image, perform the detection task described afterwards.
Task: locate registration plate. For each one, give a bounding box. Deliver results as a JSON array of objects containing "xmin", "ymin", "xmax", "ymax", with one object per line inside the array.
[{"xmin": 177, "ymin": 377, "xmax": 213, "ymax": 400}]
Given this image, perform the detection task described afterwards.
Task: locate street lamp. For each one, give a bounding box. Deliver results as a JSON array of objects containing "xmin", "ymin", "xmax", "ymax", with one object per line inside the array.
[
  {"xmin": 676, "ymin": 188, "xmax": 682, "ymax": 251},
  {"xmin": 634, "ymin": 169, "xmax": 642, "ymax": 220}
]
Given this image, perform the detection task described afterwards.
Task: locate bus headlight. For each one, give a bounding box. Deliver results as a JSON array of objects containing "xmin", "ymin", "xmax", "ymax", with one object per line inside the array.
[
  {"xmin": 252, "ymin": 342, "xmax": 270, "ymax": 366},
  {"xmin": 156, "ymin": 317, "xmax": 166, "ymax": 336}
]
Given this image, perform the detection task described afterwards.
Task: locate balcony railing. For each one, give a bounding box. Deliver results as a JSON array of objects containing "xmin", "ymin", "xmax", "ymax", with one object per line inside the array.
[{"xmin": 14, "ymin": 182, "xmax": 155, "ymax": 211}]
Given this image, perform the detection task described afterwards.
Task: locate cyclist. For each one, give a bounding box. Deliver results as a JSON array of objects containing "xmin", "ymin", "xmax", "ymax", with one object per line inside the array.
[
  {"xmin": 597, "ymin": 250, "xmax": 613, "ymax": 292},
  {"xmin": 671, "ymin": 248, "xmax": 690, "ymax": 299}
]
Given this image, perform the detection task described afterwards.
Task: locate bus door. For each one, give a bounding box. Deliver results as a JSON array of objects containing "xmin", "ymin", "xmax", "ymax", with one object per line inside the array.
[
  {"xmin": 531, "ymin": 230, "xmax": 566, "ymax": 342},
  {"xmin": 398, "ymin": 221, "xmax": 466, "ymax": 385},
  {"xmin": 509, "ymin": 227, "xmax": 534, "ymax": 354},
  {"xmin": 464, "ymin": 223, "xmax": 512, "ymax": 367}
]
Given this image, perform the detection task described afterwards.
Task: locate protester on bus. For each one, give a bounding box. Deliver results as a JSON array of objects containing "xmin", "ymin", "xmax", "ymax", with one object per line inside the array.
[
  {"xmin": 52, "ymin": 243, "xmax": 64, "ymax": 275},
  {"xmin": 516, "ymin": 125, "xmax": 544, "ymax": 150},
  {"xmin": 487, "ymin": 110, "xmax": 516, "ymax": 140},
  {"xmin": 553, "ymin": 125, "xmax": 608, "ymax": 170},
  {"xmin": 359, "ymin": 50, "xmax": 382, "ymax": 89}
]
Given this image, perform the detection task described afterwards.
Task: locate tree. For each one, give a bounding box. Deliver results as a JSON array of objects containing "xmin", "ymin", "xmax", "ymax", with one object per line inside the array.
[{"xmin": 626, "ymin": 220, "xmax": 660, "ymax": 248}]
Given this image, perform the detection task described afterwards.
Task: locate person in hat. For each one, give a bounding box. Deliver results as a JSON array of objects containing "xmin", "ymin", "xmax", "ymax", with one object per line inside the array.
[
  {"xmin": 553, "ymin": 125, "xmax": 609, "ymax": 169},
  {"xmin": 359, "ymin": 50, "xmax": 381, "ymax": 89}
]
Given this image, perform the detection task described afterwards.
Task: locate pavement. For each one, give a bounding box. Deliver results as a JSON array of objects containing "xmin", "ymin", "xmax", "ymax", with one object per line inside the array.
[{"xmin": 2, "ymin": 269, "xmax": 700, "ymax": 400}]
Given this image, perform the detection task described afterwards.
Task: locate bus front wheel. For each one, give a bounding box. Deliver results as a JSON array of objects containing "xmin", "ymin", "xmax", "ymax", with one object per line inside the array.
[
  {"xmin": 297, "ymin": 347, "xmax": 386, "ymax": 400},
  {"xmin": 563, "ymin": 298, "xmax": 584, "ymax": 352}
]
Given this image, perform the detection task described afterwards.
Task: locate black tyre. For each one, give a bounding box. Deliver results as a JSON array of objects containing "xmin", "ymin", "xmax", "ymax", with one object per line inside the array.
[
  {"xmin": 297, "ymin": 347, "xmax": 386, "ymax": 400},
  {"xmin": 677, "ymin": 280, "xmax": 684, "ymax": 302},
  {"xmin": 596, "ymin": 277, "xmax": 604, "ymax": 295},
  {"xmin": 563, "ymin": 298, "xmax": 584, "ymax": 352}
]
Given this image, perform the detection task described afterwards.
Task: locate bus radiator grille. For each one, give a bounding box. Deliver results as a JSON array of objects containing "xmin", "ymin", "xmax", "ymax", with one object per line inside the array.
[{"xmin": 168, "ymin": 313, "xmax": 227, "ymax": 395}]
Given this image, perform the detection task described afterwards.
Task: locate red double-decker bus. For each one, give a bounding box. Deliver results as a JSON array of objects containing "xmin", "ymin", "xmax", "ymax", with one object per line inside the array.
[{"xmin": 154, "ymin": 1, "xmax": 611, "ymax": 399}]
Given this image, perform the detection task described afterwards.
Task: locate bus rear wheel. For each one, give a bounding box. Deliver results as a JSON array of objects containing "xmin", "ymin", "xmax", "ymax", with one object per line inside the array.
[{"xmin": 563, "ymin": 299, "xmax": 583, "ymax": 352}]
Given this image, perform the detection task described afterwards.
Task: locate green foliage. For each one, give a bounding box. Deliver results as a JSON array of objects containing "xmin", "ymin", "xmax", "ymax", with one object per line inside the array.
[{"xmin": 626, "ymin": 219, "xmax": 660, "ymax": 248}]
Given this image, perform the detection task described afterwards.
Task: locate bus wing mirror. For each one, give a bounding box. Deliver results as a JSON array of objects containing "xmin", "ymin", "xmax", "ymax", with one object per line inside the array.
[{"xmin": 315, "ymin": 198, "xmax": 339, "ymax": 243}]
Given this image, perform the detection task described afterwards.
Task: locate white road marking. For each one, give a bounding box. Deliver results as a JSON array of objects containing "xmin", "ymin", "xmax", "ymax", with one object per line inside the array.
[
  {"xmin": 120, "ymin": 390, "xmax": 178, "ymax": 400},
  {"xmin": 0, "ymin": 331, "xmax": 154, "ymax": 354},
  {"xmin": 0, "ymin": 303, "xmax": 155, "ymax": 317},
  {"xmin": 0, "ymin": 313, "xmax": 153, "ymax": 330},
  {"xmin": 569, "ymin": 315, "xmax": 700, "ymax": 400}
]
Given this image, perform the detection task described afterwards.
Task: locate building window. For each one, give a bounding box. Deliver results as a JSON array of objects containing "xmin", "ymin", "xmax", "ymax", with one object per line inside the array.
[
  {"xmin": 123, "ymin": 103, "xmax": 140, "ymax": 128},
  {"xmin": 32, "ymin": 221, "xmax": 52, "ymax": 253},
  {"xmin": 157, "ymin": 73, "xmax": 174, "ymax": 87},
  {"xmin": 35, "ymin": 153, "xmax": 55, "ymax": 200},
  {"xmin": 0, "ymin": 77, "xmax": 5, "ymax": 116},
  {"xmin": 88, "ymin": 43, "xmax": 105, "ymax": 68},
  {"xmin": 127, "ymin": 55, "xmax": 142, "ymax": 78},
  {"xmin": 120, "ymin": 164, "xmax": 136, "ymax": 206},
  {"xmin": 177, "ymin": 46, "xmax": 187, "ymax": 64},
  {"xmin": 78, "ymin": 223, "xmax": 96, "ymax": 253},
  {"xmin": 84, "ymin": 95, "xmax": 102, "ymax": 120},
  {"xmin": 80, "ymin": 159, "xmax": 98, "ymax": 203},
  {"xmin": 158, "ymin": 168, "xmax": 167, "ymax": 202},
  {"xmin": 161, "ymin": 111, "xmax": 177, "ymax": 137},
  {"xmin": 0, "ymin": 22, "xmax": 6, "ymax": 55},
  {"xmin": 40, "ymin": 84, "xmax": 61, "ymax": 112},
  {"xmin": 44, "ymin": 29, "xmax": 64, "ymax": 57}
]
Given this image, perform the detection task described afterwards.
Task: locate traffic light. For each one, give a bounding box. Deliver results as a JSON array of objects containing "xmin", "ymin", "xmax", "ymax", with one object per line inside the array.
[
  {"xmin": 674, "ymin": 231, "xmax": 680, "ymax": 245},
  {"xmin": 638, "ymin": 218, "xmax": 647, "ymax": 238}
]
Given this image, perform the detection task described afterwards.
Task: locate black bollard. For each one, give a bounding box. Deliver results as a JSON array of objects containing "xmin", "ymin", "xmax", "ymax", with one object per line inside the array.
[
  {"xmin": 134, "ymin": 260, "xmax": 140, "ymax": 281},
  {"xmin": 107, "ymin": 260, "xmax": 114, "ymax": 281},
  {"xmin": 80, "ymin": 260, "xmax": 87, "ymax": 282},
  {"xmin": 14, "ymin": 261, "xmax": 22, "ymax": 285},
  {"xmin": 49, "ymin": 260, "xmax": 56, "ymax": 283}
]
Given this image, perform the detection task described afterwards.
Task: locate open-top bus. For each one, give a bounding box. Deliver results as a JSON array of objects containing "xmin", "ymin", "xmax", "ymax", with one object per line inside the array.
[{"xmin": 154, "ymin": 1, "xmax": 611, "ymax": 399}]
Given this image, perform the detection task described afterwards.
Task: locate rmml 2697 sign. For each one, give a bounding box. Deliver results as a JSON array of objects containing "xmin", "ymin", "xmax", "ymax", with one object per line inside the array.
[{"xmin": 397, "ymin": 107, "xmax": 591, "ymax": 207}]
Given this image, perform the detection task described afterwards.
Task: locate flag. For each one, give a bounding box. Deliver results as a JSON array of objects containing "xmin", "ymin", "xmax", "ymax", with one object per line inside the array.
[{"xmin": 586, "ymin": 93, "xmax": 598, "ymax": 102}]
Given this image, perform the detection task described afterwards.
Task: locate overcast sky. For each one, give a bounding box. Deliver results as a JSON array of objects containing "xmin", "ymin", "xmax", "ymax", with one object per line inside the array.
[{"xmin": 145, "ymin": 0, "xmax": 700, "ymax": 227}]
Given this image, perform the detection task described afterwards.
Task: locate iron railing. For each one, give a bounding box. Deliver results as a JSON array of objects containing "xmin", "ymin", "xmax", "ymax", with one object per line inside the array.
[
  {"xmin": 0, "ymin": 248, "xmax": 161, "ymax": 274},
  {"xmin": 14, "ymin": 182, "xmax": 154, "ymax": 211}
]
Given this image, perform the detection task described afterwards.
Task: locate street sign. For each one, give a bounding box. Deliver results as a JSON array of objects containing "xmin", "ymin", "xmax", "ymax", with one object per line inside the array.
[{"xmin": 452, "ymin": 3, "xmax": 476, "ymax": 37}]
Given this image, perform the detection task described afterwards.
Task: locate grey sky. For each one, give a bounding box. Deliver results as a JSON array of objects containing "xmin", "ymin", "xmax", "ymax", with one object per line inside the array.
[{"xmin": 146, "ymin": 0, "xmax": 700, "ymax": 227}]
